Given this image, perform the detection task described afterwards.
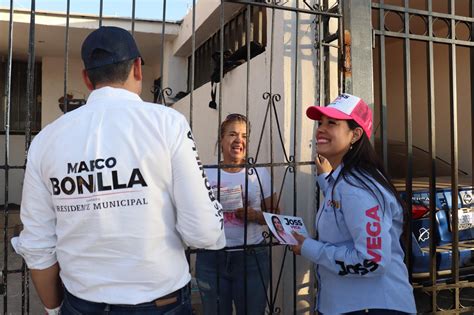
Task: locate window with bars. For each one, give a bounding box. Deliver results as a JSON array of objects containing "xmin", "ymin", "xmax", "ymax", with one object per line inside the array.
[
  {"xmin": 0, "ymin": 60, "xmax": 42, "ymax": 133},
  {"xmin": 188, "ymin": 6, "xmax": 267, "ymax": 91}
]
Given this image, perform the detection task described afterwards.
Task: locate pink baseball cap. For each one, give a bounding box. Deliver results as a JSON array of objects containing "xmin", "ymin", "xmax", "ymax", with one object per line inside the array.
[{"xmin": 306, "ymin": 93, "xmax": 373, "ymax": 138}]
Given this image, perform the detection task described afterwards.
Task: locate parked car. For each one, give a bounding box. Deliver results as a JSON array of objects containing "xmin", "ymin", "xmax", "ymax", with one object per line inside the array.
[
  {"xmin": 380, "ymin": 139, "xmax": 474, "ymax": 281},
  {"xmin": 401, "ymin": 181, "xmax": 474, "ymax": 281}
]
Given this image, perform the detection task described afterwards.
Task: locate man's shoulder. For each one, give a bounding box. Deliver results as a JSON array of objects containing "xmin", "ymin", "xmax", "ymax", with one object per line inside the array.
[{"xmin": 130, "ymin": 100, "xmax": 187, "ymax": 123}]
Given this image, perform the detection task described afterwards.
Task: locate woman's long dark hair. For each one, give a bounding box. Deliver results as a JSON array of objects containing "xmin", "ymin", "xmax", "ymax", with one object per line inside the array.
[{"xmin": 331, "ymin": 120, "xmax": 407, "ymax": 222}]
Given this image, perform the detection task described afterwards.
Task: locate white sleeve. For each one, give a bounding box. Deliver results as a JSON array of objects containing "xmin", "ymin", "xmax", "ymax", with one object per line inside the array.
[
  {"xmin": 12, "ymin": 140, "xmax": 58, "ymax": 270},
  {"xmin": 170, "ymin": 115, "xmax": 225, "ymax": 249}
]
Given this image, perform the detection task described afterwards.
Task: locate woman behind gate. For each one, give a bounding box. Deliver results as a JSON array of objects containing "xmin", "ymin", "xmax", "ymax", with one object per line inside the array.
[{"xmin": 196, "ymin": 113, "xmax": 278, "ymax": 315}]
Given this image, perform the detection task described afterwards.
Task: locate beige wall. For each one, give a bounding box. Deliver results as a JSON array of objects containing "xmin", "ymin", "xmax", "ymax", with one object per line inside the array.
[{"xmin": 373, "ymin": 38, "xmax": 472, "ymax": 177}]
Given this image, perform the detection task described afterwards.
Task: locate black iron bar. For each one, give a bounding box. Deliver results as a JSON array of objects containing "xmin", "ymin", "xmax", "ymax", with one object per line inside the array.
[
  {"xmin": 159, "ymin": 0, "xmax": 166, "ymax": 105},
  {"xmin": 373, "ymin": 30, "xmax": 474, "ymax": 47},
  {"xmin": 318, "ymin": 41, "xmax": 339, "ymax": 48},
  {"xmin": 271, "ymin": 99, "xmax": 290, "ymax": 163},
  {"xmin": 192, "ymin": 241, "xmax": 273, "ymax": 253},
  {"xmin": 215, "ymin": 3, "xmax": 225, "ymax": 313},
  {"xmin": 23, "ymin": 1, "xmax": 37, "ymax": 312},
  {"xmin": 99, "ymin": 0, "xmax": 103, "ymax": 27},
  {"xmin": 416, "ymin": 280, "xmax": 474, "ymax": 291},
  {"xmin": 323, "ymin": 0, "xmax": 330, "ymax": 105},
  {"xmin": 337, "ymin": 0, "xmax": 343, "ymax": 95},
  {"xmin": 318, "ymin": 0, "xmax": 325, "ymax": 107},
  {"xmin": 292, "ymin": 1, "xmax": 299, "ymax": 313},
  {"xmin": 268, "ymin": 9, "xmax": 276, "ymax": 314},
  {"xmin": 379, "ymin": 0, "xmax": 388, "ymax": 175},
  {"xmin": 24, "ymin": 2, "xmax": 36, "ymax": 313},
  {"xmin": 224, "ymin": 0, "xmax": 341, "ymax": 18},
  {"xmin": 372, "ymin": 2, "xmax": 474, "ymax": 23},
  {"xmin": 449, "ymin": 0, "xmax": 460, "ymax": 311},
  {"xmin": 402, "ymin": 0, "xmax": 416, "ymax": 306},
  {"xmin": 253, "ymin": 96, "xmax": 271, "ymax": 162},
  {"xmin": 426, "ymin": 1, "xmax": 438, "ymax": 312},
  {"xmin": 189, "ymin": 0, "xmax": 195, "ymax": 129},
  {"xmin": 3, "ymin": 1, "xmax": 14, "ymax": 313},
  {"xmin": 323, "ymin": 32, "xmax": 338, "ymax": 44},
  {"xmin": 131, "ymin": 0, "xmax": 135, "ymax": 36},
  {"xmin": 245, "ymin": 6, "xmax": 250, "ymax": 211},
  {"xmin": 243, "ymin": 5, "xmax": 250, "ymax": 315},
  {"xmin": 271, "ymin": 246, "xmax": 288, "ymax": 309},
  {"xmin": 471, "ymin": 0, "xmax": 474, "ymax": 191},
  {"xmin": 0, "ymin": 165, "xmax": 24, "ymax": 170},
  {"xmin": 63, "ymin": 0, "xmax": 70, "ymax": 115}
]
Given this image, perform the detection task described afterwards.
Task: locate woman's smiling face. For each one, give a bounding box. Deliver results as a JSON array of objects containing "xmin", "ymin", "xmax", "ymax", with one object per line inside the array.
[
  {"xmin": 221, "ymin": 121, "xmax": 247, "ymax": 164},
  {"xmin": 316, "ymin": 115, "xmax": 355, "ymax": 167}
]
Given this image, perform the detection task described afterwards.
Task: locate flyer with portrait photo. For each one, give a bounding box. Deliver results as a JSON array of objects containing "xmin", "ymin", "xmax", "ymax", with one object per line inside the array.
[{"xmin": 263, "ymin": 213, "xmax": 309, "ymax": 245}]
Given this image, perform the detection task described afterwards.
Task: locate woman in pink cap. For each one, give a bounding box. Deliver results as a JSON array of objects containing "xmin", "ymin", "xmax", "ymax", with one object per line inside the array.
[{"xmin": 292, "ymin": 94, "xmax": 416, "ymax": 315}]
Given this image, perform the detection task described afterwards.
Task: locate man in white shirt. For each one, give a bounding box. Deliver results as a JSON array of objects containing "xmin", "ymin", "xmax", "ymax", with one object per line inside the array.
[{"xmin": 11, "ymin": 26, "xmax": 225, "ymax": 315}]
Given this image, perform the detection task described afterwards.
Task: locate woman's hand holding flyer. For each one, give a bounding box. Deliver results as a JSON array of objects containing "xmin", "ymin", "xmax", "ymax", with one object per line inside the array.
[{"xmin": 262, "ymin": 213, "xmax": 309, "ymax": 245}]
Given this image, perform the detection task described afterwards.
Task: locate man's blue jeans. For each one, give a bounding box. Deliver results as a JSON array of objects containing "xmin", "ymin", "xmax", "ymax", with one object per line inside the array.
[
  {"xmin": 60, "ymin": 286, "xmax": 192, "ymax": 315},
  {"xmin": 195, "ymin": 247, "xmax": 269, "ymax": 315}
]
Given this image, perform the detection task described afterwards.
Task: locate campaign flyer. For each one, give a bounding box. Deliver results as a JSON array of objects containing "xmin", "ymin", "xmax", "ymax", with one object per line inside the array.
[
  {"xmin": 213, "ymin": 185, "xmax": 243, "ymax": 226},
  {"xmin": 263, "ymin": 212, "xmax": 309, "ymax": 245}
]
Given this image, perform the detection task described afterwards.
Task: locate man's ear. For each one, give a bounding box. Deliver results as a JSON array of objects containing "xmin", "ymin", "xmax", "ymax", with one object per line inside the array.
[
  {"xmin": 133, "ymin": 58, "xmax": 143, "ymax": 81},
  {"xmin": 82, "ymin": 69, "xmax": 94, "ymax": 91}
]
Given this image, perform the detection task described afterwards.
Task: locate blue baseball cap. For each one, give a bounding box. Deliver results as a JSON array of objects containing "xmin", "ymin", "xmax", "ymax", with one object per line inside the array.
[{"xmin": 81, "ymin": 26, "xmax": 144, "ymax": 70}]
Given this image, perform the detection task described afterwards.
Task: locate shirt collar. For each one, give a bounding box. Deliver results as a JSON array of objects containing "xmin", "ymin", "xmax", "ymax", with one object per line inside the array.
[
  {"xmin": 325, "ymin": 163, "xmax": 343, "ymax": 182},
  {"xmin": 86, "ymin": 86, "xmax": 142, "ymax": 104}
]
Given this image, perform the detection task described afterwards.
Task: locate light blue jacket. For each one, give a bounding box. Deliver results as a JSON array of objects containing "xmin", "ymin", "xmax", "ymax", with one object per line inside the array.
[{"xmin": 301, "ymin": 165, "xmax": 416, "ymax": 314}]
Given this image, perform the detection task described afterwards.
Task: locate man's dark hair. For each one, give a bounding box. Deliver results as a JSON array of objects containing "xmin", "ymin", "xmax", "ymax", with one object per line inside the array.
[{"xmin": 86, "ymin": 49, "xmax": 135, "ymax": 88}]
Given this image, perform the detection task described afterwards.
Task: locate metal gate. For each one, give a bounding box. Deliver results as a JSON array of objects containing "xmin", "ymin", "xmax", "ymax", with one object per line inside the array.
[
  {"xmin": 372, "ymin": 0, "xmax": 474, "ymax": 313},
  {"xmin": 0, "ymin": 0, "xmax": 381, "ymax": 314}
]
